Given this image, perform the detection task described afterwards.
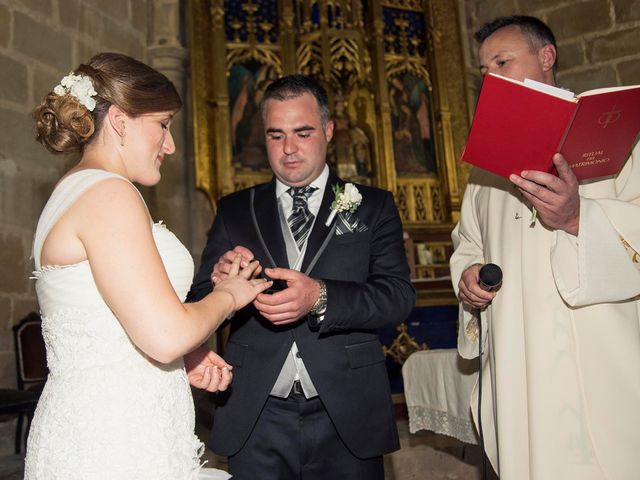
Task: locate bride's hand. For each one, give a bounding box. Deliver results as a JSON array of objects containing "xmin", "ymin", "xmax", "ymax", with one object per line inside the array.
[
  {"xmin": 185, "ymin": 345, "xmax": 233, "ymax": 392},
  {"xmin": 214, "ymin": 256, "xmax": 272, "ymax": 311},
  {"xmin": 210, "ymin": 246, "xmax": 259, "ymax": 285}
]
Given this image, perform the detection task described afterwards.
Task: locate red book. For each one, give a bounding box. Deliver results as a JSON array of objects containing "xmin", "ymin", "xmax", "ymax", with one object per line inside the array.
[{"xmin": 461, "ymin": 73, "xmax": 640, "ymax": 181}]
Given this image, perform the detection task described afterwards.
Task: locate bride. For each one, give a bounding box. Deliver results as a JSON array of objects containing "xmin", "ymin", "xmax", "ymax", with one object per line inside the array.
[{"xmin": 24, "ymin": 52, "xmax": 268, "ymax": 479}]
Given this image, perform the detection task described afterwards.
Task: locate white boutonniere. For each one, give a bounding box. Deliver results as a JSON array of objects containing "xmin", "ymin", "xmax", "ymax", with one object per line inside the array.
[
  {"xmin": 53, "ymin": 72, "xmax": 97, "ymax": 111},
  {"xmin": 325, "ymin": 183, "xmax": 362, "ymax": 226}
]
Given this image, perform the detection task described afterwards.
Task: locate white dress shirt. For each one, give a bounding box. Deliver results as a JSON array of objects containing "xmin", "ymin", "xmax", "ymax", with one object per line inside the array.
[{"xmin": 269, "ymin": 165, "xmax": 329, "ymax": 398}]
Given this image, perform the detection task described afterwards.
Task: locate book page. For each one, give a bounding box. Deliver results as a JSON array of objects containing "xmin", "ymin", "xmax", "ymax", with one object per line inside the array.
[
  {"xmin": 524, "ymin": 78, "xmax": 575, "ymax": 100},
  {"xmin": 579, "ymin": 84, "xmax": 640, "ymax": 97}
]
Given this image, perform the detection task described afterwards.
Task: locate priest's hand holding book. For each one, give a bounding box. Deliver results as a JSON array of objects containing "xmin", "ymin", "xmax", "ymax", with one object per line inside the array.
[{"xmin": 509, "ymin": 152, "xmax": 581, "ymax": 236}]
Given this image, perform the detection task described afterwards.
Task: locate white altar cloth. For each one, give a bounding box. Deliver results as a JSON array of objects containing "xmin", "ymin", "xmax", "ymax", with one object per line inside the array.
[{"xmin": 402, "ymin": 349, "xmax": 479, "ymax": 444}]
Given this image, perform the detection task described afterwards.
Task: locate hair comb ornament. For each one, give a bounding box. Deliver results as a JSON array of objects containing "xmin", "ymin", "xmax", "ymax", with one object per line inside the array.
[{"xmin": 53, "ymin": 73, "xmax": 97, "ymax": 111}]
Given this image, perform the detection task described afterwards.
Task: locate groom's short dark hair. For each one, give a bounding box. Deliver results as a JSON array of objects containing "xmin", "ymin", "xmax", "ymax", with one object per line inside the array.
[{"xmin": 259, "ymin": 74, "xmax": 331, "ymax": 127}]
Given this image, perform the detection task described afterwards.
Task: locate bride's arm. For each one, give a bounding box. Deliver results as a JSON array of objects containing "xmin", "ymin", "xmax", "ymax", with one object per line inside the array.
[{"xmin": 69, "ymin": 178, "xmax": 267, "ymax": 364}]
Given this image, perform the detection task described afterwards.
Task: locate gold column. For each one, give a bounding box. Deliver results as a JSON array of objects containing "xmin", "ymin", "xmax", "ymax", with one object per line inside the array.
[
  {"xmin": 368, "ymin": 2, "xmax": 397, "ymax": 193},
  {"xmin": 279, "ymin": 0, "xmax": 297, "ymax": 74}
]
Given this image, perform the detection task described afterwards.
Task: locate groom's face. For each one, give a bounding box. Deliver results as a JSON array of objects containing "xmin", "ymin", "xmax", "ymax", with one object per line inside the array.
[{"xmin": 263, "ymin": 93, "xmax": 334, "ymax": 187}]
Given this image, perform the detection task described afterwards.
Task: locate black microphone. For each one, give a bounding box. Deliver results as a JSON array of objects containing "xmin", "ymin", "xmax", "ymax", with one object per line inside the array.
[
  {"xmin": 478, "ymin": 263, "xmax": 502, "ymax": 292},
  {"xmin": 475, "ymin": 262, "xmax": 502, "ymax": 480}
]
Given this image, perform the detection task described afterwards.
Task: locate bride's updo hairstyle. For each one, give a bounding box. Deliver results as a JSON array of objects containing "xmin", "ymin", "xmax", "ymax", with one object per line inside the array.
[{"xmin": 33, "ymin": 52, "xmax": 182, "ymax": 154}]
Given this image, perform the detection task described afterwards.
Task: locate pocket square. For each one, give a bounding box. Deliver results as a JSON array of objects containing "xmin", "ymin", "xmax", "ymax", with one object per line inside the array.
[{"xmin": 335, "ymin": 211, "xmax": 368, "ymax": 235}]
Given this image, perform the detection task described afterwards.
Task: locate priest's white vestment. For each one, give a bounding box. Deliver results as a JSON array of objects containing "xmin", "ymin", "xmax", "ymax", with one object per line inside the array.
[{"xmin": 450, "ymin": 143, "xmax": 640, "ymax": 480}]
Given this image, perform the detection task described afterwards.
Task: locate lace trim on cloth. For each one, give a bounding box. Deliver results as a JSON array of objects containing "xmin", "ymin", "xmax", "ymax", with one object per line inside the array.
[{"xmin": 408, "ymin": 405, "xmax": 479, "ymax": 445}]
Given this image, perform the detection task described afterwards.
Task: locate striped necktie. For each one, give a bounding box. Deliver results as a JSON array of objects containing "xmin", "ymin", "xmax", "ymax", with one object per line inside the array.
[{"xmin": 287, "ymin": 186, "xmax": 317, "ymax": 250}]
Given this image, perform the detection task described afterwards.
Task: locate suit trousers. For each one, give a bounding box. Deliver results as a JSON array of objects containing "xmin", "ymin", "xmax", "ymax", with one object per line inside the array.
[{"xmin": 228, "ymin": 391, "xmax": 384, "ymax": 480}]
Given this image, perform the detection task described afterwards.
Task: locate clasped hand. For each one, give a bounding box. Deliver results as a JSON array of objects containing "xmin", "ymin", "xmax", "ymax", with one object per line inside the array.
[
  {"xmin": 509, "ymin": 153, "xmax": 580, "ymax": 236},
  {"xmin": 185, "ymin": 344, "xmax": 233, "ymax": 392},
  {"xmin": 212, "ymin": 246, "xmax": 320, "ymax": 326},
  {"xmin": 458, "ymin": 263, "xmax": 496, "ymax": 310},
  {"xmin": 253, "ymin": 268, "xmax": 320, "ymax": 325},
  {"xmin": 212, "ymin": 251, "xmax": 270, "ymax": 311}
]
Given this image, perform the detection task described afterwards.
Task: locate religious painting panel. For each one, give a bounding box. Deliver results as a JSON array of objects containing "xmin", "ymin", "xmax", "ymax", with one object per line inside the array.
[
  {"xmin": 229, "ymin": 61, "xmax": 277, "ymax": 172},
  {"xmin": 326, "ymin": 84, "xmax": 375, "ymax": 186},
  {"xmin": 388, "ymin": 73, "xmax": 437, "ymax": 176},
  {"xmin": 381, "ymin": 4, "xmax": 437, "ymax": 181}
]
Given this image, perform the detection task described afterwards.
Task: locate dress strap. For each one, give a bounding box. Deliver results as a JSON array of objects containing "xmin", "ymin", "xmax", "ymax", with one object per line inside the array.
[{"xmin": 32, "ymin": 169, "xmax": 145, "ymax": 270}]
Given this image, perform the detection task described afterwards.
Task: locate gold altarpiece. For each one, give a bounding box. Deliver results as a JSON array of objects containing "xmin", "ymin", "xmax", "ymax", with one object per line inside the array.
[{"xmin": 188, "ymin": 0, "xmax": 470, "ymax": 306}]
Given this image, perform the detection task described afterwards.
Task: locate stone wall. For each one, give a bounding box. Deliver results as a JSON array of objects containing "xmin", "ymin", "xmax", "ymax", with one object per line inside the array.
[
  {"xmin": 0, "ymin": 0, "xmax": 209, "ymax": 395},
  {"xmin": 461, "ymin": 0, "xmax": 640, "ymax": 115}
]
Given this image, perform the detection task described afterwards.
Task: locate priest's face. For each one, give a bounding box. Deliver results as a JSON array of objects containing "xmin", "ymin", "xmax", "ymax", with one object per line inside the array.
[
  {"xmin": 263, "ymin": 93, "xmax": 334, "ymax": 187},
  {"xmin": 478, "ymin": 25, "xmax": 556, "ymax": 86}
]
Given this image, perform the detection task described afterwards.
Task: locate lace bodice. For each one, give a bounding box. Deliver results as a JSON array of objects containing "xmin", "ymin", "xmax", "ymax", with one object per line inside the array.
[
  {"xmin": 24, "ymin": 170, "xmax": 206, "ymax": 479},
  {"xmin": 32, "ymin": 220, "xmax": 193, "ymax": 374}
]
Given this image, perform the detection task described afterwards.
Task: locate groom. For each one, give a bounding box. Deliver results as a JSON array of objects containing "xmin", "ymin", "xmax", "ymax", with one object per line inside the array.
[{"xmin": 186, "ymin": 75, "xmax": 415, "ymax": 480}]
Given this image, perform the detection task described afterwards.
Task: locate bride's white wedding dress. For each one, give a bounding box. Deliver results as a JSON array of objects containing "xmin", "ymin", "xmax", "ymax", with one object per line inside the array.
[{"xmin": 24, "ymin": 170, "xmax": 230, "ymax": 480}]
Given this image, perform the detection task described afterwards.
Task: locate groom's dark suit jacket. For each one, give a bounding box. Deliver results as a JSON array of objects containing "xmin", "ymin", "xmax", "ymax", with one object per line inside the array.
[{"xmin": 188, "ymin": 172, "xmax": 415, "ymax": 459}]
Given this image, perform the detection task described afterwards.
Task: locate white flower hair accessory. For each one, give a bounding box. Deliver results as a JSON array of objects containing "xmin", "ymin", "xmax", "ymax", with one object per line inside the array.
[
  {"xmin": 325, "ymin": 182, "xmax": 363, "ymax": 226},
  {"xmin": 53, "ymin": 72, "xmax": 97, "ymax": 111}
]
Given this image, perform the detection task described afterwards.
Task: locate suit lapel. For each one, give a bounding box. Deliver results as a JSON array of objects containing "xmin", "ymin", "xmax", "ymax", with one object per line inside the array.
[
  {"xmin": 251, "ymin": 181, "xmax": 289, "ymax": 268},
  {"xmin": 301, "ymin": 173, "xmax": 343, "ymax": 273}
]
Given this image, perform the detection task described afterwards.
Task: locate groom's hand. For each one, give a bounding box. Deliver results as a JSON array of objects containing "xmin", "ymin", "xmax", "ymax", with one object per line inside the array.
[
  {"xmin": 253, "ymin": 267, "xmax": 320, "ymax": 325},
  {"xmin": 184, "ymin": 345, "xmax": 233, "ymax": 392},
  {"xmin": 211, "ymin": 246, "xmax": 258, "ymax": 285}
]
